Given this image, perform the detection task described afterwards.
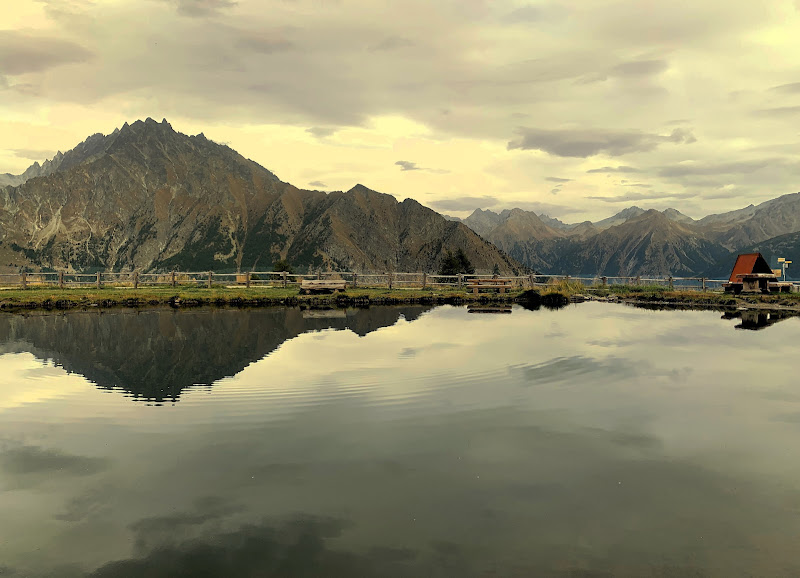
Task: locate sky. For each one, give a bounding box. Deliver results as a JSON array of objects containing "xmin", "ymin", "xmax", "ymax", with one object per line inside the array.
[{"xmin": 1, "ymin": 0, "xmax": 800, "ymax": 222}]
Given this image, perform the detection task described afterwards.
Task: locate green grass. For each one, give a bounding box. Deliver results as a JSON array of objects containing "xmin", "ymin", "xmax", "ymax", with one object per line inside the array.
[{"xmin": 0, "ymin": 284, "xmax": 525, "ymax": 310}]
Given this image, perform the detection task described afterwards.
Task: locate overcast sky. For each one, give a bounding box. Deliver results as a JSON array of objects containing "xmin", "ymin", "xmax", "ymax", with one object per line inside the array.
[{"xmin": 2, "ymin": 0, "xmax": 800, "ymax": 221}]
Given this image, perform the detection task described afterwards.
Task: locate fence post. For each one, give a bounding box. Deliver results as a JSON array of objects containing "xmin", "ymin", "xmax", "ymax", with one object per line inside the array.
[
  {"xmin": 529, "ymin": 274, "xmax": 534, "ymax": 287},
  {"xmin": 352, "ymin": 272, "xmax": 357, "ymax": 288},
  {"xmin": 458, "ymin": 274, "xmax": 463, "ymax": 289},
  {"xmin": 422, "ymin": 272, "xmax": 427, "ymax": 289},
  {"xmin": 133, "ymin": 271, "xmax": 139, "ymax": 289},
  {"xmin": 246, "ymin": 272, "xmax": 251, "ymax": 288},
  {"xmin": 635, "ymin": 275, "xmax": 641, "ymax": 286},
  {"xmin": 171, "ymin": 271, "xmax": 176, "ymax": 288},
  {"xmin": 207, "ymin": 271, "xmax": 213, "ymax": 289},
  {"xmin": 668, "ymin": 276, "xmax": 674, "ymax": 290},
  {"xmin": 701, "ymin": 277, "xmax": 706, "ymax": 292},
  {"xmin": 317, "ymin": 269, "xmax": 322, "ymax": 280},
  {"xmin": 565, "ymin": 275, "xmax": 570, "ymax": 284},
  {"xmin": 20, "ymin": 272, "xmax": 27, "ymax": 290},
  {"xmin": 601, "ymin": 276, "xmax": 607, "ymax": 287},
  {"xmin": 96, "ymin": 271, "xmax": 101, "ymax": 288},
  {"xmin": 58, "ymin": 271, "xmax": 64, "ymax": 289},
  {"xmin": 387, "ymin": 272, "xmax": 393, "ymax": 290}
]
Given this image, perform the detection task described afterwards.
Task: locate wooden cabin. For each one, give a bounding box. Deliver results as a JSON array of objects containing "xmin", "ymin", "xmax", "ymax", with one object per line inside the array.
[{"xmin": 723, "ymin": 253, "xmax": 792, "ymax": 293}]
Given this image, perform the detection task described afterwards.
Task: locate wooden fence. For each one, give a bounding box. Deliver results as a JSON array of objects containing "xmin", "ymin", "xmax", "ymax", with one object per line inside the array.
[{"xmin": 0, "ymin": 270, "xmax": 746, "ymax": 292}]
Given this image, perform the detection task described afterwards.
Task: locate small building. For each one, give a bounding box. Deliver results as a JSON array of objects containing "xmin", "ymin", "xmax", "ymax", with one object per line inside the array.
[{"xmin": 723, "ymin": 253, "xmax": 792, "ymax": 293}]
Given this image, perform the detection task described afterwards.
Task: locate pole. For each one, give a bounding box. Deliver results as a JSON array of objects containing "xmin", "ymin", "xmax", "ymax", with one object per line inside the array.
[
  {"xmin": 58, "ymin": 271, "xmax": 64, "ymax": 289},
  {"xmin": 133, "ymin": 271, "xmax": 139, "ymax": 289},
  {"xmin": 282, "ymin": 271, "xmax": 288, "ymax": 288},
  {"xmin": 96, "ymin": 271, "xmax": 101, "ymax": 288},
  {"xmin": 246, "ymin": 272, "xmax": 251, "ymax": 288},
  {"xmin": 20, "ymin": 272, "xmax": 26, "ymax": 290},
  {"xmin": 171, "ymin": 270, "xmax": 176, "ymax": 287},
  {"xmin": 352, "ymin": 272, "xmax": 357, "ymax": 288},
  {"xmin": 207, "ymin": 271, "xmax": 213, "ymax": 289},
  {"xmin": 422, "ymin": 272, "xmax": 427, "ymax": 289},
  {"xmin": 668, "ymin": 276, "xmax": 674, "ymax": 290},
  {"xmin": 701, "ymin": 277, "xmax": 706, "ymax": 291},
  {"xmin": 458, "ymin": 274, "xmax": 462, "ymax": 289},
  {"xmin": 388, "ymin": 272, "xmax": 393, "ymax": 290},
  {"xmin": 601, "ymin": 276, "xmax": 607, "ymax": 287}
]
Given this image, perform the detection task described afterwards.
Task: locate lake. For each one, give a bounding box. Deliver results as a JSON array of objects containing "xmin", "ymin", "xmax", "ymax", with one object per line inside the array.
[{"xmin": 0, "ymin": 303, "xmax": 798, "ymax": 577}]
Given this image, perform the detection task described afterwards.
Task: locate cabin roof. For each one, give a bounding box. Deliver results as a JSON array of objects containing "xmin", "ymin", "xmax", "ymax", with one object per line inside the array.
[{"xmin": 728, "ymin": 252, "xmax": 774, "ymax": 283}]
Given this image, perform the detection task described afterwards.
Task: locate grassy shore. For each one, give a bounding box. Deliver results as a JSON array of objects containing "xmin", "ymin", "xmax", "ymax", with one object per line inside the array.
[
  {"xmin": 590, "ymin": 283, "xmax": 800, "ymax": 308},
  {"xmin": 1, "ymin": 282, "xmax": 798, "ymax": 311},
  {"xmin": 0, "ymin": 285, "xmax": 524, "ymax": 311}
]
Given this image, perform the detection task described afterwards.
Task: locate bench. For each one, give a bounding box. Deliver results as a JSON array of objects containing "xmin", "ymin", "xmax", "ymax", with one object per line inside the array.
[
  {"xmin": 466, "ymin": 278, "xmax": 512, "ymax": 295},
  {"xmin": 300, "ymin": 279, "xmax": 347, "ymax": 294}
]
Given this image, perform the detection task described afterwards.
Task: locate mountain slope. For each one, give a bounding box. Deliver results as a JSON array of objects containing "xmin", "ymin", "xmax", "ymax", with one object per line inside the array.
[
  {"xmin": 700, "ymin": 192, "xmax": 800, "ymax": 250},
  {"xmin": 547, "ymin": 210, "xmax": 730, "ymax": 276},
  {"xmin": 0, "ymin": 119, "xmax": 520, "ymax": 274},
  {"xmin": 703, "ymin": 230, "xmax": 800, "ymax": 281}
]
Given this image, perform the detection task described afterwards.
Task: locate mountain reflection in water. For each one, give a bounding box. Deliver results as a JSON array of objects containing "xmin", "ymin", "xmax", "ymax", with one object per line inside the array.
[
  {"xmin": 1, "ymin": 303, "xmax": 799, "ymax": 577},
  {"xmin": 0, "ymin": 306, "xmax": 430, "ymax": 401}
]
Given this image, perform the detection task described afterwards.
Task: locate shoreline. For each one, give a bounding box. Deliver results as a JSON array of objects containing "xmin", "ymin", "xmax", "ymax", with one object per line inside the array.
[{"xmin": 1, "ymin": 285, "xmax": 800, "ymax": 313}]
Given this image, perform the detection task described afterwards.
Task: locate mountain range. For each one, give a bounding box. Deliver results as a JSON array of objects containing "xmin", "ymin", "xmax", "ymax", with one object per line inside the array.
[
  {"xmin": 450, "ymin": 193, "xmax": 800, "ymax": 279},
  {"xmin": 3, "ymin": 118, "xmax": 799, "ymax": 279},
  {"xmin": 0, "ymin": 119, "xmax": 518, "ymax": 274}
]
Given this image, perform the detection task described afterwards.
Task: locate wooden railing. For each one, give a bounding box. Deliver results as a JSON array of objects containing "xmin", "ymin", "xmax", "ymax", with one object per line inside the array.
[{"xmin": 0, "ymin": 271, "xmax": 743, "ymax": 292}]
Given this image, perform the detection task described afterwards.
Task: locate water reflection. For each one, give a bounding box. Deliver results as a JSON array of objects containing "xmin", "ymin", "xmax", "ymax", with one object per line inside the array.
[
  {"xmin": 1, "ymin": 303, "xmax": 800, "ymax": 577},
  {"xmin": 0, "ymin": 306, "xmax": 430, "ymax": 402},
  {"xmin": 720, "ymin": 309, "xmax": 799, "ymax": 331}
]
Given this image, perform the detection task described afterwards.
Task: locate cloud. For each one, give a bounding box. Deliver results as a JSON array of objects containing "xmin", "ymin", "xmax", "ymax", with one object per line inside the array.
[
  {"xmin": 610, "ymin": 59, "xmax": 669, "ymax": 77},
  {"xmin": 508, "ymin": 127, "xmax": 695, "ymax": 158},
  {"xmin": 769, "ymin": 82, "xmax": 800, "ymax": 94},
  {"xmin": 236, "ymin": 30, "xmax": 294, "ymax": 54},
  {"xmin": 550, "ymin": 188, "xmax": 560, "ymax": 195},
  {"xmin": 369, "ymin": 36, "xmax": 414, "ymax": 51},
  {"xmin": 161, "ymin": 0, "xmax": 237, "ymax": 17},
  {"xmin": 754, "ymin": 106, "xmax": 800, "ymax": 117},
  {"xmin": 428, "ymin": 195, "xmax": 499, "ymax": 212},
  {"xmin": 656, "ymin": 159, "xmax": 777, "ymax": 177},
  {"xmin": 666, "ymin": 127, "xmax": 697, "ymax": 144},
  {"xmin": 12, "ymin": 148, "xmax": 57, "ymax": 161},
  {"xmin": 308, "ymin": 180, "xmax": 327, "ymax": 188},
  {"xmin": 394, "ymin": 160, "xmax": 448, "ymax": 174},
  {"xmin": 0, "ymin": 445, "xmax": 109, "ymax": 477},
  {"xmin": 509, "ymin": 201, "xmax": 584, "ymax": 216},
  {"xmin": 395, "ymin": 160, "xmax": 421, "ymax": 171},
  {"xmin": 0, "ymin": 31, "xmax": 93, "ymax": 75},
  {"xmin": 586, "ymin": 190, "xmax": 697, "ymax": 203},
  {"xmin": 306, "ymin": 127, "xmax": 337, "ymax": 139},
  {"xmin": 545, "ymin": 176, "xmax": 571, "ymax": 183},
  {"xmin": 586, "ymin": 165, "xmax": 642, "ymax": 174}
]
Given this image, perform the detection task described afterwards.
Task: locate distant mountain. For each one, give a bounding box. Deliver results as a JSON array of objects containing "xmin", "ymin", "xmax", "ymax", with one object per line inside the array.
[
  {"xmin": 704, "ymin": 230, "xmax": 800, "ymax": 281},
  {"xmin": 452, "ymin": 194, "xmax": 800, "ymax": 277},
  {"xmin": 0, "ymin": 119, "xmax": 520, "ymax": 274},
  {"xmin": 552, "ymin": 210, "xmax": 730, "ymax": 277},
  {"xmin": 593, "ymin": 206, "xmax": 646, "ymax": 230},
  {"xmin": 662, "ymin": 208, "xmax": 694, "ymax": 225},
  {"xmin": 699, "ymin": 192, "xmax": 800, "ymax": 250},
  {"xmin": 0, "ymin": 152, "xmax": 64, "ymax": 187}
]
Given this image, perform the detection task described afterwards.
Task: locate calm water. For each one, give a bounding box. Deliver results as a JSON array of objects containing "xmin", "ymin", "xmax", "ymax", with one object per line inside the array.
[{"xmin": 0, "ymin": 303, "xmax": 798, "ymax": 577}]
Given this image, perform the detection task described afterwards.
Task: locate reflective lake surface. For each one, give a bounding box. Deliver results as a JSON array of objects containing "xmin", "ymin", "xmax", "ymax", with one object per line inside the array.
[{"xmin": 0, "ymin": 303, "xmax": 798, "ymax": 577}]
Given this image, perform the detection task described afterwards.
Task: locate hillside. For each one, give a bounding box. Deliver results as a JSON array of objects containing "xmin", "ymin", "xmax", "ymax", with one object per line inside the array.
[
  {"xmin": 455, "ymin": 194, "xmax": 800, "ymax": 277},
  {"xmin": 0, "ymin": 119, "xmax": 520, "ymax": 274},
  {"xmin": 704, "ymin": 230, "xmax": 800, "ymax": 281},
  {"xmin": 552, "ymin": 210, "xmax": 731, "ymax": 277}
]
